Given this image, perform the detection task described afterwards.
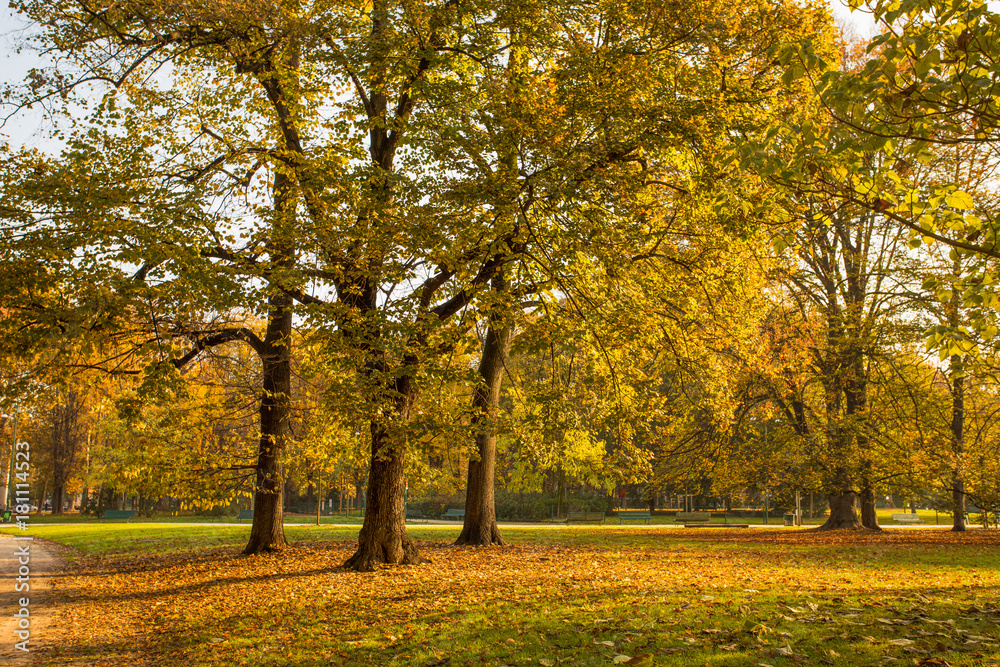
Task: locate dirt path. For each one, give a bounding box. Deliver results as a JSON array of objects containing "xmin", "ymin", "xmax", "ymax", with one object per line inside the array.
[{"xmin": 0, "ymin": 533, "xmax": 63, "ymax": 665}]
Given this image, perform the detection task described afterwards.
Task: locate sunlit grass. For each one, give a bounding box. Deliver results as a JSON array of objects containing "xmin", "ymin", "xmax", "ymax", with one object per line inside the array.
[{"xmin": 7, "ymin": 523, "xmax": 999, "ymax": 666}]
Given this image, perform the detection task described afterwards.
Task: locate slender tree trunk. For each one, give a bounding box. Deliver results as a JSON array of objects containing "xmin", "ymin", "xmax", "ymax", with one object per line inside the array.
[
  {"xmin": 456, "ymin": 303, "xmax": 513, "ymax": 547},
  {"xmin": 343, "ymin": 377, "xmax": 423, "ymax": 571},
  {"xmin": 243, "ymin": 170, "xmax": 295, "ymax": 555},
  {"xmin": 37, "ymin": 480, "xmax": 48, "ymax": 515},
  {"xmin": 51, "ymin": 390, "xmax": 81, "ymax": 516},
  {"xmin": 0, "ymin": 411, "xmax": 12, "ymax": 512},
  {"xmin": 950, "ymin": 355, "xmax": 967, "ymax": 532},
  {"xmin": 52, "ymin": 401, "xmax": 67, "ymax": 515},
  {"xmin": 0, "ymin": 455, "xmax": 7, "ymax": 512},
  {"xmin": 316, "ymin": 477, "xmax": 322, "ymax": 526},
  {"xmin": 557, "ymin": 467, "xmax": 565, "ymax": 518}
]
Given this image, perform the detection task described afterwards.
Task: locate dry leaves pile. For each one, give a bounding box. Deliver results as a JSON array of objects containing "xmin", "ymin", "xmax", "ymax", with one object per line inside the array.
[{"xmin": 34, "ymin": 528, "xmax": 1000, "ymax": 666}]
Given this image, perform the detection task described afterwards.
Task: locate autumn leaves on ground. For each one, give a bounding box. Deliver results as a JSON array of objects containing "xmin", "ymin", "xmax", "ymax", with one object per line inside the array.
[{"xmin": 17, "ymin": 525, "xmax": 1000, "ymax": 667}]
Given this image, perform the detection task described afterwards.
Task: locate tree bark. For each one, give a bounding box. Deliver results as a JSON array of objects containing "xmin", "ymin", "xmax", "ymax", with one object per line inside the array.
[
  {"xmin": 316, "ymin": 476, "xmax": 322, "ymax": 526},
  {"xmin": 37, "ymin": 479, "xmax": 48, "ymax": 515},
  {"xmin": 342, "ymin": 375, "xmax": 423, "ymax": 571},
  {"xmin": 817, "ymin": 487, "xmax": 864, "ymax": 530},
  {"xmin": 950, "ymin": 355, "xmax": 967, "ymax": 532},
  {"xmin": 52, "ymin": 403, "xmax": 67, "ymax": 514},
  {"xmin": 456, "ymin": 307, "xmax": 513, "ymax": 547},
  {"xmin": 859, "ymin": 484, "xmax": 880, "ymax": 531},
  {"xmin": 243, "ymin": 290, "xmax": 293, "ymax": 554},
  {"xmin": 243, "ymin": 171, "xmax": 295, "ymax": 556},
  {"xmin": 51, "ymin": 389, "xmax": 81, "ymax": 516}
]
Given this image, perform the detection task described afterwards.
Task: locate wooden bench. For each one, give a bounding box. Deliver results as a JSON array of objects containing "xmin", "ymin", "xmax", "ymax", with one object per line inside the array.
[
  {"xmin": 238, "ymin": 510, "xmax": 254, "ymax": 522},
  {"xmin": 615, "ymin": 510, "xmax": 651, "ymax": 524},
  {"xmin": 102, "ymin": 509, "xmax": 137, "ymax": 522},
  {"xmin": 892, "ymin": 513, "xmax": 922, "ymax": 524},
  {"xmin": 406, "ymin": 509, "xmax": 424, "ymax": 520},
  {"xmin": 566, "ymin": 511, "xmax": 605, "ymax": 524},
  {"xmin": 442, "ymin": 508, "xmax": 465, "ymax": 520},
  {"xmin": 674, "ymin": 511, "xmax": 747, "ymax": 527}
]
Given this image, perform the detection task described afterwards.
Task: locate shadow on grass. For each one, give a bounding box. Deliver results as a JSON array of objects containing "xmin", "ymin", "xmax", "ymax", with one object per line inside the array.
[{"xmin": 31, "ymin": 530, "xmax": 1000, "ymax": 667}]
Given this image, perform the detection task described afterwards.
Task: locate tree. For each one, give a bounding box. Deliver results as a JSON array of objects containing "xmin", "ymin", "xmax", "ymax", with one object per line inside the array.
[
  {"xmin": 777, "ymin": 199, "xmax": 917, "ymax": 530},
  {"xmin": 451, "ymin": 0, "xmax": 838, "ymax": 543},
  {"xmin": 456, "ymin": 274, "xmax": 515, "ymax": 546},
  {"xmin": 771, "ymin": 0, "xmax": 1000, "ymax": 344},
  {"xmin": 1, "ymin": 1, "xmax": 319, "ymax": 552},
  {"xmin": 3, "ymin": 0, "xmax": 837, "ymax": 568}
]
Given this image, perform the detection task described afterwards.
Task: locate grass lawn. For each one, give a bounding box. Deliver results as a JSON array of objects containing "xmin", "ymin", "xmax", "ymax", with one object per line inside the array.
[
  {"xmin": 3, "ymin": 523, "xmax": 999, "ymax": 666},
  {"xmin": 19, "ymin": 512, "xmax": 368, "ymax": 525},
  {"xmin": 19, "ymin": 507, "xmax": 960, "ymax": 530}
]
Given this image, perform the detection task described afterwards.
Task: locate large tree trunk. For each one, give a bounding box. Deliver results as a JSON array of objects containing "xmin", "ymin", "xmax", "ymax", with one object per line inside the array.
[
  {"xmin": 343, "ymin": 378, "xmax": 423, "ymax": 571},
  {"xmin": 243, "ymin": 172, "xmax": 295, "ymax": 555},
  {"xmin": 817, "ymin": 487, "xmax": 864, "ymax": 530},
  {"xmin": 859, "ymin": 484, "xmax": 880, "ymax": 531},
  {"xmin": 51, "ymin": 479, "xmax": 64, "ymax": 515},
  {"xmin": 456, "ymin": 306, "xmax": 513, "ymax": 547},
  {"xmin": 950, "ymin": 355, "xmax": 966, "ymax": 532},
  {"xmin": 243, "ymin": 291, "xmax": 293, "ymax": 554}
]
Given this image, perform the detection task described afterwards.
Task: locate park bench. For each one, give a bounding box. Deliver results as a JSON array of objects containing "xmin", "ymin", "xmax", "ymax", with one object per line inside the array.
[
  {"xmin": 102, "ymin": 509, "xmax": 137, "ymax": 522},
  {"xmin": 615, "ymin": 509, "xmax": 651, "ymax": 524},
  {"xmin": 238, "ymin": 510, "xmax": 253, "ymax": 522},
  {"xmin": 406, "ymin": 509, "xmax": 424, "ymax": 520},
  {"xmin": 674, "ymin": 511, "xmax": 749, "ymax": 528},
  {"xmin": 566, "ymin": 511, "xmax": 605, "ymax": 524},
  {"xmin": 892, "ymin": 513, "xmax": 923, "ymax": 524},
  {"xmin": 442, "ymin": 508, "xmax": 465, "ymax": 520}
]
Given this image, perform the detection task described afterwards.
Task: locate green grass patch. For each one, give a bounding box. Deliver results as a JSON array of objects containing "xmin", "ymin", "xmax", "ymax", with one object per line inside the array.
[
  {"xmin": 15, "ymin": 512, "xmax": 367, "ymax": 525},
  {"xmin": 8, "ymin": 523, "xmax": 999, "ymax": 666}
]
